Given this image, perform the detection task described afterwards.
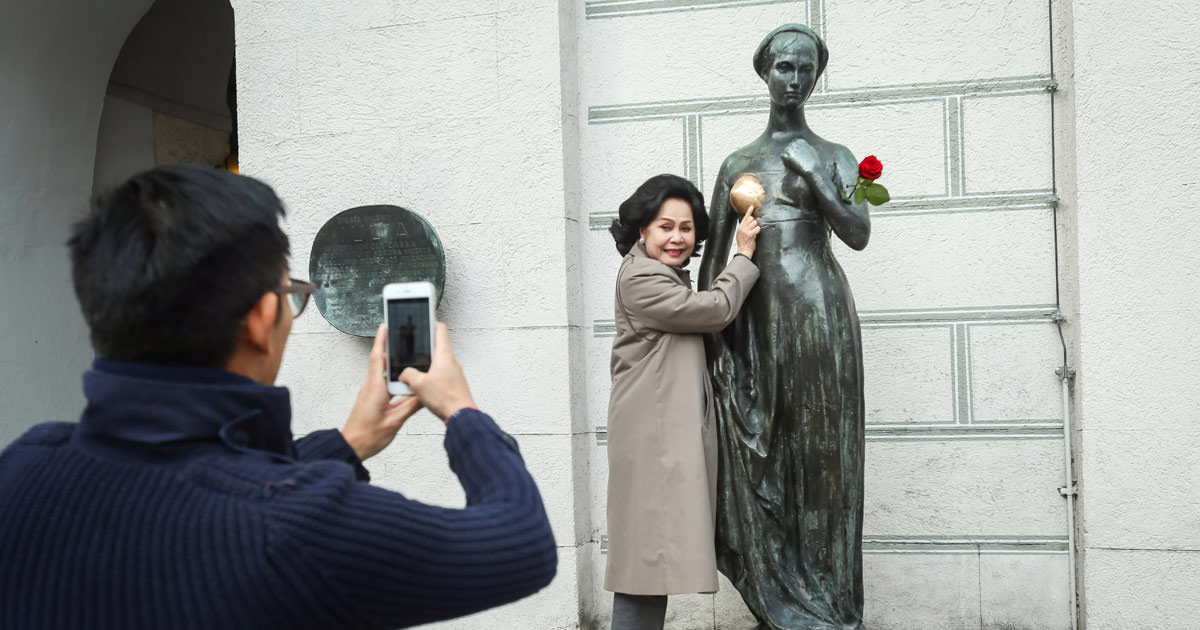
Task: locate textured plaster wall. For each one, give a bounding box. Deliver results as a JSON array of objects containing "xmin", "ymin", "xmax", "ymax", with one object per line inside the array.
[
  {"xmin": 0, "ymin": 0, "xmax": 153, "ymax": 446},
  {"xmin": 1066, "ymin": 0, "xmax": 1200, "ymax": 627},
  {"xmin": 231, "ymin": 1, "xmax": 585, "ymax": 627}
]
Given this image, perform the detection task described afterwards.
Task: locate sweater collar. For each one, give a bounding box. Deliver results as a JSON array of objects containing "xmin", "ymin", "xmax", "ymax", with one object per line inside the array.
[
  {"xmin": 77, "ymin": 359, "xmax": 294, "ymax": 457},
  {"xmin": 631, "ymin": 241, "xmax": 692, "ymax": 285}
]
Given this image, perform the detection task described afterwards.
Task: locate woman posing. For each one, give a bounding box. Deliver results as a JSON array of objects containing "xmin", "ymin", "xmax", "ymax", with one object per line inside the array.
[{"xmin": 605, "ymin": 174, "xmax": 761, "ymax": 630}]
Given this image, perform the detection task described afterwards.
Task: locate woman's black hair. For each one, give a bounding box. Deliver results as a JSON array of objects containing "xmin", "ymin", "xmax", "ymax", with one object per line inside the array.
[{"xmin": 608, "ymin": 174, "xmax": 709, "ymax": 266}]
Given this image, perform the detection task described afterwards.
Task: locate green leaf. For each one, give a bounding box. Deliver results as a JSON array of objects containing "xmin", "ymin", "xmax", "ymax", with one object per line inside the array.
[
  {"xmin": 853, "ymin": 186, "xmax": 866, "ymax": 204},
  {"xmin": 866, "ymin": 183, "xmax": 891, "ymax": 205}
]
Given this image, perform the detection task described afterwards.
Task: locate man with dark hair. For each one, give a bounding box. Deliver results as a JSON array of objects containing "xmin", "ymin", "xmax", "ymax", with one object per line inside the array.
[{"xmin": 0, "ymin": 165, "xmax": 556, "ymax": 629}]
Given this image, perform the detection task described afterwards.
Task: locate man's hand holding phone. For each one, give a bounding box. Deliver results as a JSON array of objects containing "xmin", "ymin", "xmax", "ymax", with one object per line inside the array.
[
  {"xmin": 341, "ymin": 323, "xmax": 422, "ymax": 461},
  {"xmin": 342, "ymin": 322, "xmax": 477, "ymax": 461},
  {"xmin": 399, "ymin": 323, "xmax": 476, "ymax": 421}
]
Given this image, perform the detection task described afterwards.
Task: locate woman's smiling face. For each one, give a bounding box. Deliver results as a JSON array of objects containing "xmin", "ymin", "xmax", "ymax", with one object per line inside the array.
[{"xmin": 640, "ymin": 198, "xmax": 696, "ymax": 267}]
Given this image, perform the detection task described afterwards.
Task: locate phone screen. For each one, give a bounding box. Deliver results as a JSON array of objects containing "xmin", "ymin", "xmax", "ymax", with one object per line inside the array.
[{"xmin": 386, "ymin": 297, "xmax": 432, "ymax": 381}]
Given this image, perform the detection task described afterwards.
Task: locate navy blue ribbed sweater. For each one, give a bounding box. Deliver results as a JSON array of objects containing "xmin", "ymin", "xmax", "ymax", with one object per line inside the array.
[{"xmin": 0, "ymin": 360, "xmax": 557, "ymax": 629}]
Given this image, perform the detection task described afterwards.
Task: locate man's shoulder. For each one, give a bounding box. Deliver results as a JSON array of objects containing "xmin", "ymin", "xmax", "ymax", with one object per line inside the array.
[
  {"xmin": 0, "ymin": 423, "xmax": 76, "ymax": 472},
  {"xmin": 6, "ymin": 422, "xmax": 76, "ymax": 449}
]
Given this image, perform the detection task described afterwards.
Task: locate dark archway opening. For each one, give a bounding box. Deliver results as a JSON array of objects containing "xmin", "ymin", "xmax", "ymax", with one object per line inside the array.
[{"xmin": 93, "ymin": 0, "xmax": 236, "ymax": 195}]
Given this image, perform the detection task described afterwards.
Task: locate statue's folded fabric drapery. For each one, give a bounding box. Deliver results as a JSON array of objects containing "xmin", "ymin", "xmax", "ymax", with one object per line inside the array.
[{"xmin": 711, "ymin": 231, "xmax": 865, "ymax": 628}]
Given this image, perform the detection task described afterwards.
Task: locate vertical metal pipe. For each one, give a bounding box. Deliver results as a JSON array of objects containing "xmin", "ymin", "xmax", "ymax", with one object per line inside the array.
[{"xmin": 1058, "ymin": 368, "xmax": 1079, "ymax": 630}]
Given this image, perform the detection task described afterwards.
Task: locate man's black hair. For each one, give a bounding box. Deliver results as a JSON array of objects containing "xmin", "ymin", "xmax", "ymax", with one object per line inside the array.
[
  {"xmin": 608, "ymin": 173, "xmax": 710, "ymax": 266},
  {"xmin": 69, "ymin": 165, "xmax": 290, "ymax": 366}
]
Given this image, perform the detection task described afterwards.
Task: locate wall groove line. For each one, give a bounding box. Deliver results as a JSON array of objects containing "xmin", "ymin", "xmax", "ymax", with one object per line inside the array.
[
  {"xmin": 808, "ymin": 0, "xmax": 827, "ymax": 95},
  {"xmin": 585, "ymin": 0, "xmax": 798, "ymax": 20},
  {"xmin": 952, "ymin": 323, "xmax": 965, "ymax": 424},
  {"xmin": 596, "ymin": 422, "xmax": 1066, "ymax": 445},
  {"xmin": 588, "ymin": 75, "xmax": 1053, "ymax": 123},
  {"xmin": 587, "ymin": 191, "xmax": 1058, "ymax": 227},
  {"xmin": 593, "ymin": 305, "xmax": 1060, "ymax": 335},
  {"xmin": 598, "ymin": 535, "xmax": 1070, "ymax": 555}
]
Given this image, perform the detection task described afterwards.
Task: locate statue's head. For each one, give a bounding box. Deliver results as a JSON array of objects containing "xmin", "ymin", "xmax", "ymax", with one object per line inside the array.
[{"xmin": 754, "ymin": 24, "xmax": 828, "ymax": 109}]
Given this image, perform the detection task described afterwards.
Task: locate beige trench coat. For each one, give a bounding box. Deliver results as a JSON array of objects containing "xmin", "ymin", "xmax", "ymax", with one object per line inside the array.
[{"xmin": 604, "ymin": 242, "xmax": 759, "ymax": 595}]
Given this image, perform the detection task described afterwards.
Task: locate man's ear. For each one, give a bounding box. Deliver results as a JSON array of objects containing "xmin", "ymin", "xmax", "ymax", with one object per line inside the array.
[{"xmin": 242, "ymin": 292, "xmax": 279, "ymax": 355}]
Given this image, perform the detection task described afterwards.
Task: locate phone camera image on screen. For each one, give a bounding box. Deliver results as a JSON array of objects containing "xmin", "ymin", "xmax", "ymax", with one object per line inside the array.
[{"xmin": 387, "ymin": 298, "xmax": 432, "ymax": 381}]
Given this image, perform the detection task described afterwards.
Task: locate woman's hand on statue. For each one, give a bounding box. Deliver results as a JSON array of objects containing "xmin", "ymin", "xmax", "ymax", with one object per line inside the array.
[
  {"xmin": 782, "ymin": 137, "xmax": 821, "ymax": 178},
  {"xmin": 735, "ymin": 210, "xmax": 761, "ymax": 259}
]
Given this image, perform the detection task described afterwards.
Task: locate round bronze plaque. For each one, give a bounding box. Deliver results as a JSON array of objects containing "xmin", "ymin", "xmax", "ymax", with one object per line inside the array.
[{"xmin": 309, "ymin": 205, "xmax": 445, "ymax": 337}]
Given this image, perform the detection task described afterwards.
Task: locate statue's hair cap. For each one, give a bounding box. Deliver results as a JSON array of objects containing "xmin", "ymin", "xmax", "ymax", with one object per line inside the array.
[{"xmin": 753, "ymin": 23, "xmax": 829, "ymax": 79}]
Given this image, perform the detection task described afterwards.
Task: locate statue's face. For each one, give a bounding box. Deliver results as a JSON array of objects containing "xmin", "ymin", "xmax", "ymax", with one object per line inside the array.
[
  {"xmin": 639, "ymin": 198, "xmax": 696, "ymax": 267},
  {"xmin": 765, "ymin": 35, "xmax": 819, "ymax": 109}
]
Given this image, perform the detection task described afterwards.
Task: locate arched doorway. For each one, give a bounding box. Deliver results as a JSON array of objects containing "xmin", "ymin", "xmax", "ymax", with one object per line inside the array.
[
  {"xmin": 94, "ymin": 0, "xmax": 236, "ymax": 194},
  {"xmin": 0, "ymin": 0, "xmax": 234, "ymax": 446}
]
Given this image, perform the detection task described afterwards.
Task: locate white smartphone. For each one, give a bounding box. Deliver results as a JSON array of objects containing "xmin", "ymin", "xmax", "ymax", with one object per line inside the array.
[{"xmin": 382, "ymin": 281, "xmax": 436, "ymax": 395}]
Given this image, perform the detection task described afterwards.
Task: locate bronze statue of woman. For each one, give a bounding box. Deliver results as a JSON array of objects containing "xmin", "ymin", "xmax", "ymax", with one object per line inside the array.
[{"xmin": 697, "ymin": 23, "xmax": 868, "ymax": 630}]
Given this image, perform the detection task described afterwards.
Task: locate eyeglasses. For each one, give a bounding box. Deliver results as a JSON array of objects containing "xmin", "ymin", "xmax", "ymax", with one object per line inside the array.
[{"xmin": 275, "ymin": 278, "xmax": 317, "ymax": 317}]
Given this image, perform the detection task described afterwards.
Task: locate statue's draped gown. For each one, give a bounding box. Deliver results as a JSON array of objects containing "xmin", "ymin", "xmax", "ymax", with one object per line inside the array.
[{"xmin": 711, "ymin": 152, "xmax": 865, "ymax": 630}]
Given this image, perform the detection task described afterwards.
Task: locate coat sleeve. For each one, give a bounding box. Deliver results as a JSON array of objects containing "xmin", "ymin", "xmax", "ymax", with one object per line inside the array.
[
  {"xmin": 263, "ymin": 409, "xmax": 557, "ymax": 629},
  {"xmin": 620, "ymin": 255, "xmax": 759, "ymax": 334},
  {"xmin": 293, "ymin": 429, "xmax": 370, "ymax": 482}
]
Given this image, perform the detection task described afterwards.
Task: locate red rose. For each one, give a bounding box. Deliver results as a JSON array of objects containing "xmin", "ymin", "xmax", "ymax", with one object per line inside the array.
[{"xmin": 858, "ymin": 155, "xmax": 883, "ymax": 180}]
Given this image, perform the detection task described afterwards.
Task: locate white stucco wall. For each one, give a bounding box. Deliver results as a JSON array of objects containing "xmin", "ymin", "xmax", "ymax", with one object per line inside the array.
[
  {"xmin": 0, "ymin": 0, "xmax": 154, "ymax": 445},
  {"xmin": 1066, "ymin": 0, "xmax": 1200, "ymax": 626}
]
